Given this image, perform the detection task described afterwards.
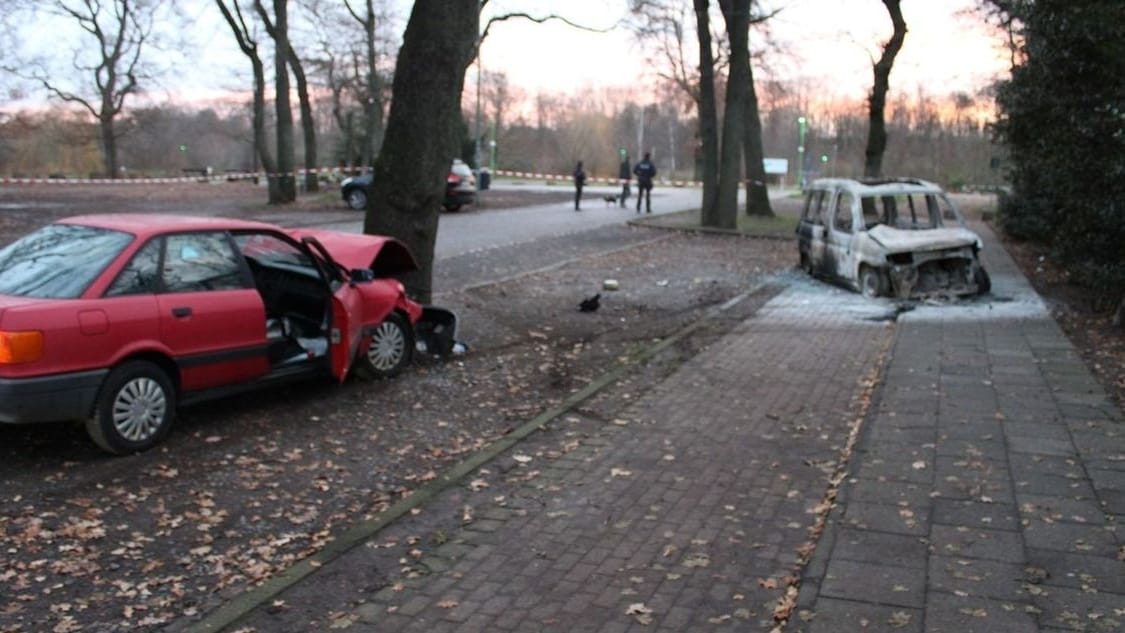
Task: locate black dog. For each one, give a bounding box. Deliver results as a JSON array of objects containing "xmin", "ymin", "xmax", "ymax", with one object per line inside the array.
[
  {"xmin": 603, "ymin": 195, "xmax": 619, "ymax": 206},
  {"xmin": 578, "ymin": 293, "xmax": 601, "ymax": 313}
]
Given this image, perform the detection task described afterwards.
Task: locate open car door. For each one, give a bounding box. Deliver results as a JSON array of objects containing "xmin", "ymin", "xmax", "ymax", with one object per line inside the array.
[{"xmin": 301, "ymin": 236, "xmax": 365, "ymax": 381}]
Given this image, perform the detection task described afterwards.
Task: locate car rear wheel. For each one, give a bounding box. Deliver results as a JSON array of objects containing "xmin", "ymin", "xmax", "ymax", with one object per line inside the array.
[
  {"xmin": 86, "ymin": 361, "xmax": 175, "ymax": 455},
  {"xmin": 859, "ymin": 266, "xmax": 887, "ymax": 299},
  {"xmin": 354, "ymin": 312, "xmax": 414, "ymax": 380},
  {"xmin": 345, "ymin": 188, "xmax": 368, "ymax": 211},
  {"xmin": 442, "ymin": 202, "xmax": 462, "ymax": 212}
]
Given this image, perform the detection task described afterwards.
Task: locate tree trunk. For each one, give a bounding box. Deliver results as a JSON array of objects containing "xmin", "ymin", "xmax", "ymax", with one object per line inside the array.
[
  {"xmin": 362, "ymin": 0, "xmax": 383, "ymax": 167},
  {"xmin": 364, "ymin": 0, "xmax": 479, "ymax": 303},
  {"xmin": 741, "ymin": 45, "xmax": 772, "ymax": 217},
  {"xmin": 864, "ymin": 0, "xmax": 907, "ymax": 178},
  {"xmin": 288, "ymin": 48, "xmax": 319, "ymax": 192},
  {"xmin": 271, "ymin": 0, "xmax": 297, "ymax": 203},
  {"xmin": 1114, "ymin": 296, "xmax": 1125, "ymax": 329},
  {"xmin": 716, "ymin": 0, "xmax": 750, "ymax": 230},
  {"xmin": 695, "ymin": 0, "xmax": 721, "ymax": 227},
  {"xmin": 100, "ymin": 114, "xmax": 119, "ymax": 178}
]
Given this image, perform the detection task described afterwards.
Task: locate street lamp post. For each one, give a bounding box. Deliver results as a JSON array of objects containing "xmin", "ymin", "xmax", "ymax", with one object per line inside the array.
[{"xmin": 797, "ymin": 116, "xmax": 807, "ymax": 190}]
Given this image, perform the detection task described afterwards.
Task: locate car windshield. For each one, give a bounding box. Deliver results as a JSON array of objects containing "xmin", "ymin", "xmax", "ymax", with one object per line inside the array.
[
  {"xmin": 0, "ymin": 224, "xmax": 133, "ymax": 298},
  {"xmin": 859, "ymin": 192, "xmax": 959, "ymax": 231}
]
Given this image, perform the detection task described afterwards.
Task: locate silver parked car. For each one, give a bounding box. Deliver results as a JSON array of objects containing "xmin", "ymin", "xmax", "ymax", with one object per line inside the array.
[{"xmin": 796, "ymin": 178, "xmax": 990, "ymax": 299}]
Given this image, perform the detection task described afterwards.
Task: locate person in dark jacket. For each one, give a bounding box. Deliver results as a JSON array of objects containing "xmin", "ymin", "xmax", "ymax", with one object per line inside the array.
[
  {"xmin": 633, "ymin": 152, "xmax": 657, "ymax": 213},
  {"xmin": 573, "ymin": 161, "xmax": 586, "ymax": 211}
]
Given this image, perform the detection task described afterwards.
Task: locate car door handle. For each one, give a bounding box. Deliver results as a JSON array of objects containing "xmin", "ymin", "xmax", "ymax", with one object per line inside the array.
[{"xmin": 171, "ymin": 307, "xmax": 193, "ymax": 318}]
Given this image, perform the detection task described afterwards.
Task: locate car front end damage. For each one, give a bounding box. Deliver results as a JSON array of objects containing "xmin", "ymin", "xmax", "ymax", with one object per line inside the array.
[
  {"xmin": 884, "ymin": 245, "xmax": 983, "ymax": 299},
  {"xmin": 863, "ymin": 225, "xmax": 987, "ymax": 300}
]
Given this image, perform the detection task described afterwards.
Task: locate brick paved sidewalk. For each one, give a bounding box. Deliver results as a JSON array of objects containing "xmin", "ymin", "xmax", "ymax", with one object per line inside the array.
[
  {"xmin": 797, "ymin": 224, "xmax": 1125, "ymax": 632},
  {"xmin": 216, "ymin": 223, "xmax": 1122, "ymax": 633},
  {"xmin": 221, "ymin": 280, "xmax": 892, "ymax": 632}
]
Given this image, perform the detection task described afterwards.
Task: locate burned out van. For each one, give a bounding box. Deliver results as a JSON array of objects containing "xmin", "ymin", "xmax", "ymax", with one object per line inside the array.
[{"xmin": 796, "ymin": 178, "xmax": 990, "ymax": 299}]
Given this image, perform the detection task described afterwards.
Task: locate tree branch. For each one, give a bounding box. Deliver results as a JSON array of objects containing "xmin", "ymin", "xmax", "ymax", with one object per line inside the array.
[{"xmin": 480, "ymin": 12, "xmax": 619, "ymax": 44}]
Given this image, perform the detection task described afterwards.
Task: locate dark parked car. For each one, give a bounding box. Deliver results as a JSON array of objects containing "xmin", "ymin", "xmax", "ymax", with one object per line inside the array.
[
  {"xmin": 341, "ymin": 159, "xmax": 477, "ymax": 212},
  {"xmin": 0, "ymin": 214, "xmax": 457, "ymax": 454}
]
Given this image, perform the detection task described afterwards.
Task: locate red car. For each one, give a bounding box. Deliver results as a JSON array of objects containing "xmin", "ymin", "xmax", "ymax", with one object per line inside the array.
[{"xmin": 0, "ymin": 215, "xmax": 455, "ymax": 454}]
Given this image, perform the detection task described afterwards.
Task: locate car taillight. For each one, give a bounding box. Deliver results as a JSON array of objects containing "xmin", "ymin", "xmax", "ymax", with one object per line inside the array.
[
  {"xmin": 0, "ymin": 330, "xmax": 44, "ymax": 364},
  {"xmin": 446, "ymin": 173, "xmax": 460, "ymax": 184}
]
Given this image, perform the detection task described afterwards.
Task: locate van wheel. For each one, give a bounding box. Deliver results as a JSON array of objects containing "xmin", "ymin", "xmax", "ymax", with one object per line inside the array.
[
  {"xmin": 974, "ymin": 266, "xmax": 992, "ymax": 295},
  {"xmin": 354, "ymin": 312, "xmax": 414, "ymax": 380},
  {"xmin": 86, "ymin": 361, "xmax": 175, "ymax": 455},
  {"xmin": 859, "ymin": 266, "xmax": 887, "ymax": 299}
]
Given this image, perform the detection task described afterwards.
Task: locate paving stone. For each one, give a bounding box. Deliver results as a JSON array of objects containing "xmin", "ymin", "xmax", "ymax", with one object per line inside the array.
[
  {"xmin": 829, "ymin": 527, "xmax": 930, "ymax": 568},
  {"xmin": 929, "ymin": 525, "xmax": 1026, "ymax": 563},
  {"xmin": 932, "ymin": 498, "xmax": 1021, "ymax": 531},
  {"xmin": 1021, "ymin": 521, "xmax": 1120, "ymax": 557},
  {"xmin": 927, "ymin": 555, "xmax": 1028, "ymax": 602},
  {"xmin": 806, "ymin": 597, "xmax": 922, "ymax": 633},
  {"xmin": 1025, "ymin": 548, "xmax": 1125, "ymax": 595},
  {"xmin": 1033, "ymin": 584, "xmax": 1125, "ymax": 632},
  {"xmin": 924, "ymin": 592, "xmax": 1039, "ymax": 633},
  {"xmin": 841, "ymin": 501, "xmax": 929, "ymax": 536},
  {"xmin": 820, "ymin": 560, "xmax": 925, "ymax": 608}
]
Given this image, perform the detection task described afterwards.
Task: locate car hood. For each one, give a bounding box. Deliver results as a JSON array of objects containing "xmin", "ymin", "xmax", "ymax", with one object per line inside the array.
[
  {"xmin": 286, "ymin": 229, "xmax": 418, "ymax": 276},
  {"xmin": 866, "ymin": 225, "xmax": 981, "ymax": 253}
]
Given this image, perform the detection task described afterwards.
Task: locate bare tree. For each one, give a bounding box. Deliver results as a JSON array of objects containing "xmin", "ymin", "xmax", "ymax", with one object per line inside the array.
[
  {"xmin": 694, "ymin": 0, "xmax": 720, "ymax": 225},
  {"xmin": 255, "ymin": 0, "xmax": 317, "ymax": 192},
  {"xmin": 714, "ymin": 0, "xmax": 750, "ymax": 229},
  {"xmin": 343, "ymin": 0, "xmax": 386, "ymax": 168},
  {"xmin": 864, "ymin": 0, "xmax": 907, "ymax": 178},
  {"xmin": 10, "ymin": 1, "xmax": 157, "ymax": 178},
  {"xmin": 215, "ymin": 0, "xmax": 282, "ymax": 201},
  {"xmin": 364, "ymin": 0, "xmax": 478, "ymax": 303}
]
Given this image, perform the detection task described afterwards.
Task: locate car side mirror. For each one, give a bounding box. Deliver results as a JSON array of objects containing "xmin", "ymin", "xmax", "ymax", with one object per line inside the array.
[{"xmin": 349, "ymin": 268, "xmax": 375, "ymax": 283}]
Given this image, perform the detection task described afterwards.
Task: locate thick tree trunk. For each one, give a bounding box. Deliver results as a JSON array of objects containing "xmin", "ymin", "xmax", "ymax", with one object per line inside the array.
[
  {"xmin": 252, "ymin": 57, "xmax": 280, "ymax": 200},
  {"xmin": 364, "ymin": 0, "xmax": 479, "ymax": 303},
  {"xmin": 695, "ymin": 0, "xmax": 721, "ymax": 227},
  {"xmin": 100, "ymin": 115, "xmax": 119, "ymax": 179},
  {"xmin": 864, "ymin": 0, "xmax": 907, "ymax": 178},
  {"xmin": 741, "ymin": 52, "xmax": 772, "ymax": 216},
  {"xmin": 716, "ymin": 0, "xmax": 751, "ymax": 230},
  {"xmin": 271, "ymin": 0, "xmax": 296, "ymax": 203}
]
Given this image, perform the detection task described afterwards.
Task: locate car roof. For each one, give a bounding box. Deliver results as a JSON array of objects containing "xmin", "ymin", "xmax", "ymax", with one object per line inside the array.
[
  {"xmin": 808, "ymin": 177, "xmax": 944, "ymax": 196},
  {"xmin": 58, "ymin": 214, "xmax": 280, "ymax": 238}
]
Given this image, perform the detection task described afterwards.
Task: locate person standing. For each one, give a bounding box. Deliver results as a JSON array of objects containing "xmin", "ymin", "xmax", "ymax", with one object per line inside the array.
[
  {"xmin": 633, "ymin": 152, "xmax": 657, "ymax": 213},
  {"xmin": 618, "ymin": 151, "xmax": 631, "ymax": 208},
  {"xmin": 573, "ymin": 161, "xmax": 586, "ymax": 211}
]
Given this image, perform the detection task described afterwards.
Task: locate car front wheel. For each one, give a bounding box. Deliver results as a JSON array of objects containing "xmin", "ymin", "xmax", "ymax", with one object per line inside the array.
[
  {"xmin": 859, "ymin": 266, "xmax": 887, "ymax": 299},
  {"xmin": 974, "ymin": 266, "xmax": 991, "ymax": 295},
  {"xmin": 86, "ymin": 361, "xmax": 176, "ymax": 455},
  {"xmin": 354, "ymin": 312, "xmax": 414, "ymax": 380},
  {"xmin": 345, "ymin": 188, "xmax": 368, "ymax": 210}
]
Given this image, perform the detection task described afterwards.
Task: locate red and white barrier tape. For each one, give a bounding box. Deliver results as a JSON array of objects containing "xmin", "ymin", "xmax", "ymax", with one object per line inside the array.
[{"xmin": 0, "ymin": 166, "xmax": 710, "ymax": 188}]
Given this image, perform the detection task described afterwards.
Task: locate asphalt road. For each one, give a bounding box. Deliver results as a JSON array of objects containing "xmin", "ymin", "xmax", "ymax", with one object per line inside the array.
[{"xmin": 315, "ymin": 183, "xmax": 713, "ymax": 260}]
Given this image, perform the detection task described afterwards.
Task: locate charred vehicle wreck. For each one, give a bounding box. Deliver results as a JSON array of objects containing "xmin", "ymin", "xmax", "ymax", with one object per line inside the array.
[{"xmin": 796, "ymin": 178, "xmax": 990, "ymax": 300}]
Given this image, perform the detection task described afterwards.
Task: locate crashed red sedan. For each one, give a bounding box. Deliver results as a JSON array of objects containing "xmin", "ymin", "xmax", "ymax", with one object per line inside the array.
[{"xmin": 0, "ymin": 214, "xmax": 455, "ymax": 454}]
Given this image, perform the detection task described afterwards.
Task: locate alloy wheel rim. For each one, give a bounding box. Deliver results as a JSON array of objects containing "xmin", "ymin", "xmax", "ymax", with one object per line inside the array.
[
  {"xmin": 368, "ymin": 322, "xmax": 405, "ymax": 371},
  {"xmin": 112, "ymin": 377, "xmax": 167, "ymax": 442}
]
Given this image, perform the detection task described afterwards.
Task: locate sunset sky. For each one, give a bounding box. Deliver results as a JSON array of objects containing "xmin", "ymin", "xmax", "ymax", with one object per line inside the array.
[
  {"xmin": 477, "ymin": 0, "xmax": 1010, "ymax": 100},
  {"xmin": 4, "ymin": 1, "xmax": 1011, "ymax": 111}
]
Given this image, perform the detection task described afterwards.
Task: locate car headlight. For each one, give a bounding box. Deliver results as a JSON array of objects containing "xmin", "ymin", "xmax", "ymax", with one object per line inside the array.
[{"xmin": 341, "ymin": 177, "xmax": 354, "ymax": 187}]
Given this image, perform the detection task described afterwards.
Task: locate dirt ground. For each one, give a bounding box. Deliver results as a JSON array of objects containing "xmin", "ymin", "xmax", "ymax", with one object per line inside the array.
[{"xmin": 0, "ymin": 183, "xmax": 1120, "ymax": 633}]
